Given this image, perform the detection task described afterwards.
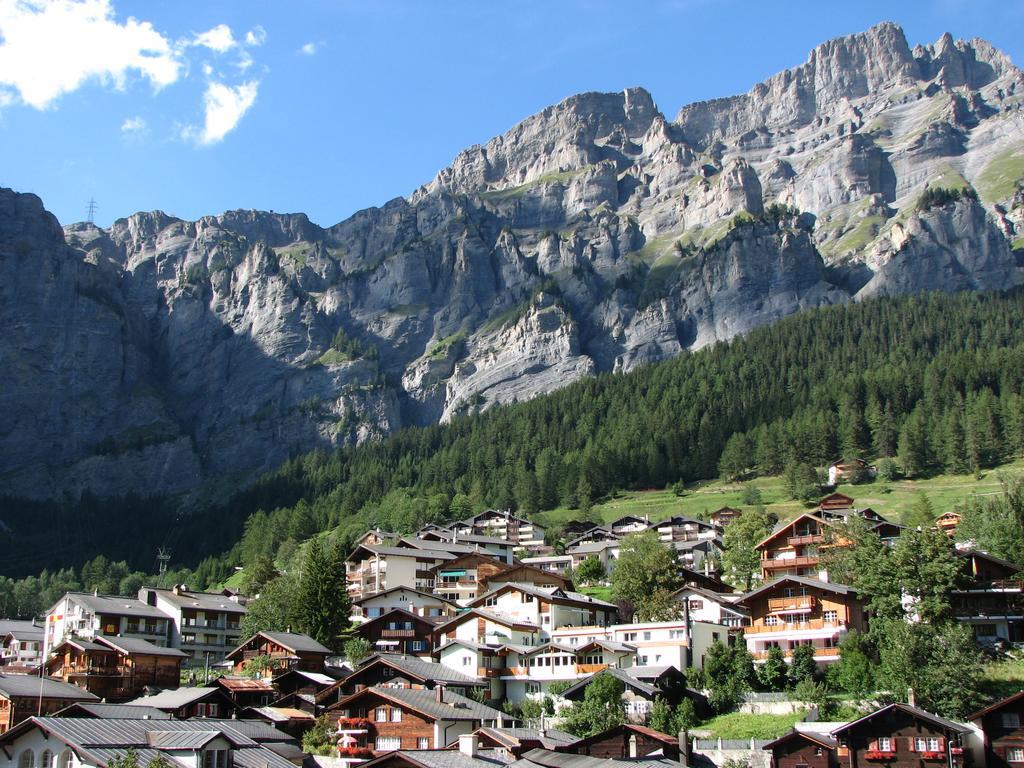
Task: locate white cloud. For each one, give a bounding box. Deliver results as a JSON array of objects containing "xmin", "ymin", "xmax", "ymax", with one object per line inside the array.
[
  {"xmin": 192, "ymin": 23, "xmax": 236, "ymax": 53},
  {"xmin": 298, "ymin": 41, "xmax": 322, "ymax": 56},
  {"xmin": 0, "ymin": 0, "xmax": 181, "ymax": 109},
  {"xmin": 245, "ymin": 26, "xmax": 266, "ymax": 46},
  {"xmin": 184, "ymin": 80, "xmax": 259, "ymax": 146},
  {"xmin": 120, "ymin": 115, "xmax": 146, "ymax": 133}
]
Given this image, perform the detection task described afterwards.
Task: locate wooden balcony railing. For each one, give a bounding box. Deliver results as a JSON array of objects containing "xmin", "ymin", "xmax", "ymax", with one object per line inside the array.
[
  {"xmin": 477, "ymin": 667, "xmax": 504, "ymax": 678},
  {"xmin": 380, "ymin": 629, "xmax": 416, "ymax": 638},
  {"xmin": 745, "ymin": 619, "xmax": 845, "ymax": 634},
  {"xmin": 575, "ymin": 663, "xmax": 609, "ymax": 674},
  {"xmin": 787, "ymin": 534, "xmax": 824, "ymax": 546},
  {"xmin": 767, "ymin": 596, "xmax": 817, "ymax": 613},
  {"xmin": 752, "ymin": 647, "xmax": 838, "ymax": 659},
  {"xmin": 761, "ymin": 556, "xmax": 820, "ymax": 569}
]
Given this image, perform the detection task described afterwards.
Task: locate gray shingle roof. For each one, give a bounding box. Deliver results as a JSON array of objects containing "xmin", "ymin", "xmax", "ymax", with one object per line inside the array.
[
  {"xmin": 59, "ymin": 592, "xmax": 169, "ymax": 620},
  {"xmin": 344, "ymin": 687, "xmax": 505, "ymax": 722},
  {"xmin": 124, "ymin": 686, "xmax": 222, "ymax": 709},
  {"xmin": 511, "ymin": 748, "xmax": 679, "ymax": 768},
  {"xmin": 144, "ymin": 588, "xmax": 247, "ymax": 614},
  {"xmin": 361, "ymin": 545, "xmax": 459, "ymax": 560},
  {"xmin": 372, "ymin": 750, "xmax": 511, "ymax": 768},
  {"xmin": 830, "ymin": 702, "xmax": 971, "ymax": 736},
  {"xmin": 473, "ymin": 727, "xmax": 577, "ymax": 749},
  {"xmin": 735, "ymin": 575, "xmax": 856, "ymax": 605},
  {"xmin": 0, "ymin": 674, "xmax": 99, "ymax": 700},
  {"xmin": 55, "ymin": 702, "xmax": 172, "ymax": 719},
  {"xmin": 257, "ymin": 631, "xmax": 332, "ymax": 655},
  {"xmin": 0, "ymin": 717, "xmax": 295, "ymax": 768},
  {"xmin": 353, "ymin": 654, "xmax": 484, "ymax": 685},
  {"xmin": 98, "ymin": 636, "xmax": 189, "ymax": 657},
  {"xmin": 0, "ymin": 620, "xmax": 42, "ymax": 636}
]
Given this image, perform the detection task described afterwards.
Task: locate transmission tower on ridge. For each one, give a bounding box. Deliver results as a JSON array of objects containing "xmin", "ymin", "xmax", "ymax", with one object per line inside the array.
[
  {"xmin": 157, "ymin": 547, "xmax": 171, "ymax": 575},
  {"xmin": 86, "ymin": 198, "xmax": 98, "ymax": 224}
]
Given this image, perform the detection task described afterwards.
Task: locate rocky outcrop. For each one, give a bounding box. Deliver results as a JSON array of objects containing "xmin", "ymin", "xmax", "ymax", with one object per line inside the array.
[{"xmin": 3, "ymin": 22, "xmax": 1024, "ymax": 499}]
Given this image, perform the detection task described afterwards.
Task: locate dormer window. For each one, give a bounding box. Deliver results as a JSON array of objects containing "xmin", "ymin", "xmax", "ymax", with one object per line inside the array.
[{"xmin": 203, "ymin": 750, "xmax": 229, "ymax": 768}]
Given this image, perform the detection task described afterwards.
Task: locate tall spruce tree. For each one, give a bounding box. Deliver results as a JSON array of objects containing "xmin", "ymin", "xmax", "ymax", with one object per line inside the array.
[{"xmin": 297, "ymin": 538, "xmax": 349, "ymax": 650}]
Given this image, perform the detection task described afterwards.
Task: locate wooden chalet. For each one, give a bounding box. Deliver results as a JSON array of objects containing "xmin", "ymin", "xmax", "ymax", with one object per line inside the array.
[
  {"xmin": 45, "ymin": 636, "xmax": 187, "ymax": 701},
  {"xmin": 734, "ymin": 576, "xmax": 867, "ymax": 665},
  {"xmin": 830, "ymin": 703, "xmax": 972, "ymax": 767},
  {"xmin": 756, "ymin": 513, "xmax": 830, "ymax": 580},
  {"xmin": 327, "ymin": 685, "xmax": 505, "ymax": 752},
  {"xmin": 969, "ymin": 690, "xmax": 1024, "ymax": 767},
  {"xmin": 0, "ymin": 674, "xmax": 97, "ymax": 732},
  {"xmin": 272, "ymin": 668, "xmax": 337, "ymax": 699},
  {"xmin": 818, "ymin": 492, "xmax": 855, "ymax": 513},
  {"xmin": 215, "ymin": 675, "xmax": 276, "ymax": 708},
  {"xmin": 125, "ymin": 685, "xmax": 236, "ymax": 718},
  {"xmin": 763, "ymin": 727, "xmax": 837, "ymax": 768},
  {"xmin": 354, "ymin": 608, "xmax": 442, "ymax": 657},
  {"xmin": 225, "ymin": 630, "xmax": 331, "ymax": 675},
  {"xmin": 709, "ymin": 506, "xmax": 741, "ymax": 528},
  {"xmin": 827, "ymin": 459, "xmax": 874, "ymax": 486},
  {"xmin": 953, "ymin": 552, "xmax": 1024, "ymax": 644},
  {"xmin": 559, "ymin": 723, "xmax": 679, "ymax": 760},
  {"xmin": 462, "ymin": 726, "xmax": 578, "ymax": 757},
  {"xmin": 431, "ymin": 552, "xmax": 511, "ymax": 603},
  {"xmin": 937, "ymin": 511, "xmax": 963, "ymax": 537},
  {"xmin": 240, "ymin": 705, "xmax": 317, "ymax": 738},
  {"xmin": 482, "ymin": 563, "xmax": 571, "ymax": 591},
  {"xmin": 318, "ymin": 654, "xmax": 484, "ymax": 705}
]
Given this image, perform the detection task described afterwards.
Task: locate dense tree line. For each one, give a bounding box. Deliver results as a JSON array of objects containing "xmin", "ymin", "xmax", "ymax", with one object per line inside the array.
[{"xmin": 7, "ymin": 289, "xmax": 1024, "ymax": 584}]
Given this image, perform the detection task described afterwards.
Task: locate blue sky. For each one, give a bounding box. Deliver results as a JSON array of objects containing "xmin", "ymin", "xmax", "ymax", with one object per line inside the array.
[{"xmin": 1, "ymin": 0, "xmax": 1021, "ymax": 228}]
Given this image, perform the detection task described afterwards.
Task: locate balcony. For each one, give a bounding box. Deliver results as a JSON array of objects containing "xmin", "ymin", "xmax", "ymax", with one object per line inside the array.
[
  {"xmin": 752, "ymin": 647, "xmax": 838, "ymax": 660},
  {"xmin": 761, "ymin": 556, "xmax": 820, "ymax": 570},
  {"xmin": 477, "ymin": 667, "xmax": 504, "ymax": 678},
  {"xmin": 745, "ymin": 619, "xmax": 844, "ymax": 634},
  {"xmin": 767, "ymin": 596, "xmax": 817, "ymax": 613},
  {"xmin": 576, "ymin": 663, "xmax": 609, "ymax": 674},
  {"xmin": 788, "ymin": 533, "xmax": 824, "ymax": 546},
  {"xmin": 379, "ymin": 629, "xmax": 415, "ymax": 639}
]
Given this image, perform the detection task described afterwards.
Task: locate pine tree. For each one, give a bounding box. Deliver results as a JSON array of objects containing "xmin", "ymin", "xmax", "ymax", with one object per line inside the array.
[{"xmin": 296, "ymin": 538, "xmax": 349, "ymax": 651}]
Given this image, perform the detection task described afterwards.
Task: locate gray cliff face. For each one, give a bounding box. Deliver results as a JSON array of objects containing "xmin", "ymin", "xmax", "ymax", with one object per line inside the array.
[{"xmin": 3, "ymin": 22, "xmax": 1024, "ymax": 499}]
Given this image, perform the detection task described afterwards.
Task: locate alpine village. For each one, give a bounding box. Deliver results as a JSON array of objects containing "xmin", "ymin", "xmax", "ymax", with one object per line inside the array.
[{"xmin": 7, "ymin": 8, "xmax": 1024, "ymax": 768}]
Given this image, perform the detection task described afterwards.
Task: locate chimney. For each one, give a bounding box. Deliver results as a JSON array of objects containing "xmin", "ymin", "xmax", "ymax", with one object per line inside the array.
[
  {"xmin": 628, "ymin": 734, "xmax": 638, "ymax": 758},
  {"xmin": 678, "ymin": 730, "xmax": 690, "ymax": 768},
  {"xmin": 907, "ymin": 687, "xmax": 916, "ymax": 707},
  {"xmin": 435, "ymin": 683, "xmax": 445, "ymax": 703},
  {"xmin": 458, "ymin": 735, "xmax": 478, "ymax": 757}
]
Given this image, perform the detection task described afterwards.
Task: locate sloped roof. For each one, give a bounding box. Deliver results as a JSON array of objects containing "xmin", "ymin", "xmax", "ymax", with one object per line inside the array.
[
  {"xmin": 147, "ymin": 730, "xmax": 227, "ymax": 749},
  {"xmin": 559, "ymin": 667, "xmax": 659, "ymax": 700},
  {"xmin": 511, "ymin": 748, "xmax": 680, "ymax": 768},
  {"xmin": 434, "ymin": 608, "xmax": 540, "ymax": 634},
  {"xmin": 969, "ymin": 689, "xmax": 1024, "ymax": 721},
  {"xmin": 830, "ymin": 703, "xmax": 970, "ymax": 737},
  {"xmin": 762, "ymin": 727, "xmax": 837, "ymax": 750},
  {"xmin": 143, "ymin": 588, "xmax": 247, "ymax": 614},
  {"xmin": 217, "ymin": 677, "xmax": 275, "ymax": 693},
  {"xmin": 364, "ymin": 749, "xmax": 512, "ymax": 768},
  {"xmin": 335, "ymin": 686, "xmax": 505, "ymax": 722},
  {"xmin": 55, "ymin": 702, "xmax": 172, "ymax": 719},
  {"xmin": 97, "ymin": 636, "xmax": 189, "ymax": 658},
  {"xmin": 226, "ymin": 631, "xmax": 330, "ymax": 659},
  {"xmin": 0, "ymin": 674, "xmax": 99, "ymax": 700},
  {"xmin": 469, "ymin": 582, "xmax": 615, "ymax": 610},
  {"xmin": 56, "ymin": 592, "xmax": 168, "ymax": 620},
  {"xmin": 469, "ymin": 727, "xmax": 577, "ymax": 750},
  {"xmin": 354, "ymin": 586, "xmax": 459, "ymax": 606},
  {"xmin": 734, "ymin": 575, "xmax": 856, "ymax": 606},
  {"xmin": 352, "ymin": 653, "xmax": 483, "ymax": 685},
  {"xmin": 124, "ymin": 686, "xmax": 223, "ymax": 709},
  {"xmin": 271, "ymin": 669, "xmax": 336, "ymax": 687}
]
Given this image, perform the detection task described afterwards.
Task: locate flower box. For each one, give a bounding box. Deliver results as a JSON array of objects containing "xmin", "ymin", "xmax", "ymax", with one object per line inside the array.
[
  {"xmin": 864, "ymin": 751, "xmax": 897, "ymax": 760},
  {"xmin": 921, "ymin": 752, "xmax": 946, "ymax": 761}
]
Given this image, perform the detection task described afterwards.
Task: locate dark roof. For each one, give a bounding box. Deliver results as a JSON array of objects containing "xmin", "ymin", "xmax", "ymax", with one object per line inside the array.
[
  {"xmin": 143, "ymin": 587, "xmax": 247, "ymax": 614},
  {"xmin": 227, "ymin": 631, "xmax": 331, "ymax": 659},
  {"xmin": 961, "ymin": 549, "xmax": 1022, "ymax": 572},
  {"xmin": 348, "ymin": 654, "xmax": 483, "ymax": 686},
  {"xmin": 0, "ymin": 674, "xmax": 99, "ymax": 700},
  {"xmin": 560, "ymin": 667, "xmax": 660, "ymax": 700},
  {"xmin": 469, "ymin": 582, "xmax": 616, "ymax": 610},
  {"xmin": 511, "ymin": 748, "xmax": 682, "ymax": 768},
  {"xmin": 124, "ymin": 686, "xmax": 224, "ymax": 709},
  {"xmin": 217, "ymin": 677, "xmax": 276, "ymax": 693},
  {"xmin": 351, "ymin": 544, "xmax": 460, "ymax": 561},
  {"xmin": 735, "ymin": 575, "xmax": 856, "ymax": 606},
  {"xmin": 54, "ymin": 702, "xmax": 172, "ymax": 719},
  {"xmin": 335, "ymin": 686, "xmax": 505, "ymax": 722},
  {"xmin": 97, "ymin": 636, "xmax": 189, "ymax": 658},
  {"xmin": 968, "ymin": 690, "xmax": 1024, "ymax": 721},
  {"xmin": 363, "ymin": 749, "xmax": 511, "ymax": 768},
  {"xmin": 434, "ymin": 608, "xmax": 540, "ymax": 634},
  {"xmin": 470, "ymin": 727, "xmax": 577, "ymax": 750},
  {"xmin": 0, "ymin": 716, "xmax": 295, "ymax": 768},
  {"xmin": 830, "ymin": 703, "xmax": 970, "ymax": 737},
  {"xmin": 568, "ymin": 723, "xmax": 678, "ymax": 750},
  {"xmin": 54, "ymin": 592, "xmax": 169, "ymax": 620},
  {"xmin": 762, "ymin": 728, "xmax": 838, "ymax": 750}
]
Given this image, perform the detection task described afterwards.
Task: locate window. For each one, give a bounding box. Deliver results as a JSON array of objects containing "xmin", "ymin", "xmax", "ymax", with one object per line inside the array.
[
  {"xmin": 40, "ymin": 752, "xmax": 52, "ymax": 768},
  {"xmin": 927, "ymin": 738, "xmax": 941, "ymax": 751},
  {"xmin": 417, "ymin": 738, "xmax": 429, "ymax": 749},
  {"xmin": 485, "ymin": 597, "xmax": 497, "ymax": 607},
  {"xmin": 376, "ymin": 737, "xmax": 400, "ymax": 751},
  {"xmin": 524, "ymin": 594, "xmax": 534, "ymax": 603},
  {"xmin": 196, "ymin": 703, "xmax": 207, "ymax": 717},
  {"xmin": 1003, "ymin": 713, "xmax": 1022, "ymax": 729},
  {"xmin": 823, "ymin": 610, "xmax": 838, "ymax": 623},
  {"xmin": 623, "ymin": 632, "xmax": 637, "ymax": 642},
  {"xmin": 390, "ymin": 708, "xmax": 402, "ymax": 722},
  {"xmin": 1008, "ymin": 748, "xmax": 1024, "ymax": 762},
  {"xmin": 642, "ymin": 632, "xmax": 651, "ymax": 641},
  {"xmin": 56, "ymin": 752, "xmax": 72, "ymax": 768},
  {"xmin": 207, "ymin": 704, "xmax": 219, "ymax": 718},
  {"xmin": 526, "ymin": 682, "xmax": 541, "ymax": 694},
  {"xmin": 877, "ymin": 738, "xmax": 891, "ymax": 751},
  {"xmin": 914, "ymin": 737, "xmax": 928, "ymax": 752},
  {"xmin": 203, "ymin": 751, "xmax": 228, "ymax": 768},
  {"xmin": 376, "ymin": 707, "xmax": 387, "ymax": 722},
  {"xmin": 19, "ymin": 750, "xmax": 34, "ymax": 768}
]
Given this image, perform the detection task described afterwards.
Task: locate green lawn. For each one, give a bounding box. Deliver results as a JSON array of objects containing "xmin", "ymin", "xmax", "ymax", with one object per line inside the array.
[
  {"xmin": 535, "ymin": 458, "xmax": 1024, "ymax": 529},
  {"xmin": 579, "ymin": 585, "xmax": 613, "ymax": 602},
  {"xmin": 980, "ymin": 658, "xmax": 1024, "ymax": 702},
  {"xmin": 695, "ymin": 711, "xmax": 807, "ymax": 740}
]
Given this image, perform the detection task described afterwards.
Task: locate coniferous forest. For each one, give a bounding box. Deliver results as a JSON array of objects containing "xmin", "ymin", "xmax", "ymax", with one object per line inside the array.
[{"xmin": 6, "ymin": 288, "xmax": 1024, "ymax": 597}]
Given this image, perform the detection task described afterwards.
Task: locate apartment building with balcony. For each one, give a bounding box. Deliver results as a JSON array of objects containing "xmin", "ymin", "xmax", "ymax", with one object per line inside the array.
[
  {"xmin": 430, "ymin": 553, "xmax": 511, "ymax": 604},
  {"xmin": 412, "ymin": 531, "xmax": 516, "ymax": 564},
  {"xmin": 354, "ymin": 608, "xmax": 441, "ymax": 658},
  {"xmin": 734, "ymin": 576, "xmax": 867, "ymax": 665},
  {"xmin": 952, "ymin": 550, "xmax": 1024, "ymax": 644},
  {"xmin": 499, "ymin": 640, "xmax": 636, "ymax": 704},
  {"xmin": 346, "ymin": 544, "xmax": 459, "ymax": 601},
  {"xmin": 225, "ymin": 631, "xmax": 331, "ymax": 676},
  {"xmin": 520, "ymin": 555, "xmax": 573, "ymax": 575},
  {"xmin": 566, "ymin": 539, "xmax": 621, "ymax": 573},
  {"xmin": 466, "ymin": 583, "xmax": 617, "ymax": 638},
  {"xmin": 448, "ymin": 510, "xmax": 546, "ymax": 551},
  {"xmin": 673, "ymin": 586, "xmax": 749, "ymax": 628},
  {"xmin": 353, "ymin": 587, "xmax": 458, "ymax": 621},
  {"xmin": 550, "ymin": 619, "xmax": 728, "ymax": 670},
  {"xmin": 139, "ymin": 586, "xmax": 246, "ymax": 666},
  {"xmin": 45, "ymin": 593, "xmax": 171, "ymax": 650},
  {"xmin": 652, "ymin": 516, "xmax": 718, "ymax": 543},
  {"xmin": 0, "ymin": 624, "xmax": 43, "ymax": 670},
  {"xmin": 756, "ymin": 513, "xmax": 831, "ymax": 580}
]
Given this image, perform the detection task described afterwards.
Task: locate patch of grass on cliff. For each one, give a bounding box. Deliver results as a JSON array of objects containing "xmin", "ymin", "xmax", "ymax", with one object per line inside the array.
[
  {"xmin": 978, "ymin": 149, "xmax": 1024, "ymax": 203},
  {"xmin": 314, "ymin": 349, "xmax": 352, "ymax": 366},
  {"xmin": 831, "ymin": 214, "xmax": 886, "ymax": 255},
  {"xmin": 483, "ymin": 301, "xmax": 531, "ymax": 333},
  {"xmin": 428, "ymin": 330, "xmax": 467, "ymax": 360},
  {"xmin": 275, "ymin": 242, "xmax": 313, "ymax": 268},
  {"xmin": 480, "ymin": 167, "xmax": 587, "ymax": 202}
]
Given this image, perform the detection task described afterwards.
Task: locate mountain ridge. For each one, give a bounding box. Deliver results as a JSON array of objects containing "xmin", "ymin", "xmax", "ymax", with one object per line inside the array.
[{"xmin": 2, "ymin": 21, "xmax": 1024, "ymax": 501}]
